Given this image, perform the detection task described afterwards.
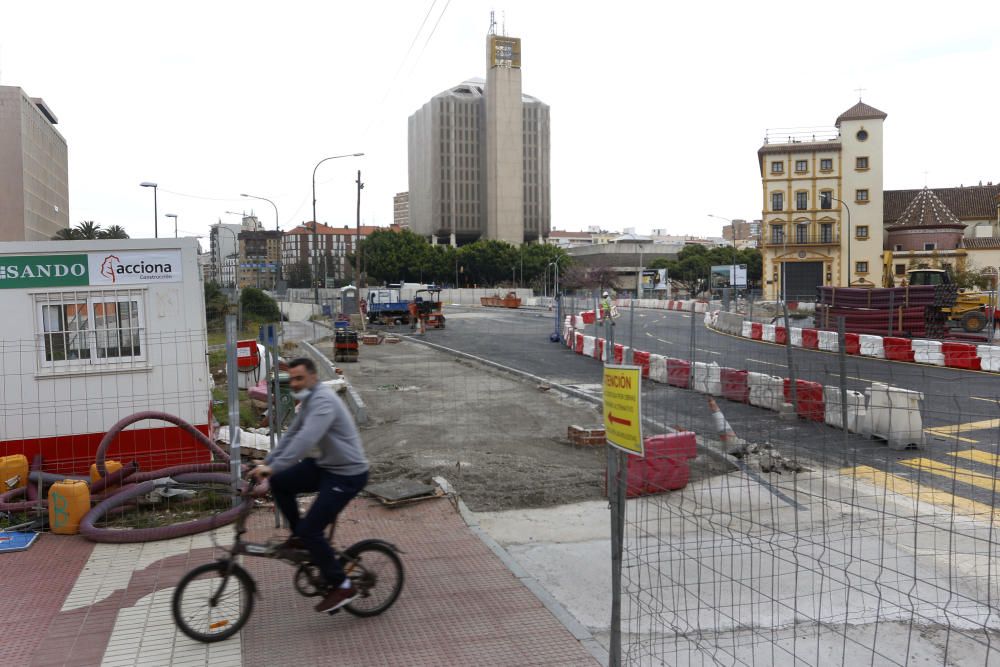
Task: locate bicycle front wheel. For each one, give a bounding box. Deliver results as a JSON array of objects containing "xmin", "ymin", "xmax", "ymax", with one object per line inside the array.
[
  {"xmin": 343, "ymin": 542, "xmax": 404, "ymax": 617},
  {"xmin": 172, "ymin": 561, "xmax": 255, "ymax": 642}
]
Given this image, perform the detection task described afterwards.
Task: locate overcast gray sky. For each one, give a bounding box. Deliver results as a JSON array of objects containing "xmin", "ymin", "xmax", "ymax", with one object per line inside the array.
[{"xmin": 2, "ymin": 0, "xmax": 997, "ymax": 248}]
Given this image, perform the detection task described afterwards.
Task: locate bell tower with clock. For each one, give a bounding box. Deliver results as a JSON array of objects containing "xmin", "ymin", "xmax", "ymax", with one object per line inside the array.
[{"xmin": 484, "ymin": 29, "xmax": 524, "ymax": 245}]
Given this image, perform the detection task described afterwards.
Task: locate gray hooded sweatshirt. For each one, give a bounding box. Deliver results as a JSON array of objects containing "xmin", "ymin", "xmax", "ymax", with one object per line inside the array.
[{"xmin": 264, "ymin": 382, "xmax": 368, "ymax": 475}]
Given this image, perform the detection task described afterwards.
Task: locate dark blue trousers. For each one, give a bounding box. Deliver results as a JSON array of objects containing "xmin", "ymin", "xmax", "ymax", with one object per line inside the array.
[{"xmin": 269, "ymin": 458, "xmax": 368, "ymax": 587}]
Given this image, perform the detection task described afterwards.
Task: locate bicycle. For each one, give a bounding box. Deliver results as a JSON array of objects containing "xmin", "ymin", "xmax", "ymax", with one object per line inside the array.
[{"xmin": 171, "ymin": 477, "xmax": 404, "ymax": 643}]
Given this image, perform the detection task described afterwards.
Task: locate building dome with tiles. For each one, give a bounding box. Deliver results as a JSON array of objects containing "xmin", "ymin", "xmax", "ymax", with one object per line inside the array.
[{"xmin": 885, "ymin": 187, "xmax": 965, "ymax": 252}]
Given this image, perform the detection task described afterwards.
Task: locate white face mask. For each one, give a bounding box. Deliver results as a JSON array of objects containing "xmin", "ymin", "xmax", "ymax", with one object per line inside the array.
[{"xmin": 292, "ymin": 388, "xmax": 312, "ymax": 401}]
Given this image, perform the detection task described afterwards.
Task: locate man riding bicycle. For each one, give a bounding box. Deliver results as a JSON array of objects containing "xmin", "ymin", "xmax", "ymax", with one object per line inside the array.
[{"xmin": 251, "ymin": 357, "xmax": 369, "ymax": 614}]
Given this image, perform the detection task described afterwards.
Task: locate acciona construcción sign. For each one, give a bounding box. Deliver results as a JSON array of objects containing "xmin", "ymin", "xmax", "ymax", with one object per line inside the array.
[{"xmin": 0, "ymin": 250, "xmax": 182, "ymax": 289}]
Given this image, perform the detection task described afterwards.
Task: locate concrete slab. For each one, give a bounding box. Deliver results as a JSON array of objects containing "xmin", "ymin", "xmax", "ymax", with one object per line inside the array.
[{"xmin": 473, "ymin": 464, "xmax": 1000, "ymax": 664}]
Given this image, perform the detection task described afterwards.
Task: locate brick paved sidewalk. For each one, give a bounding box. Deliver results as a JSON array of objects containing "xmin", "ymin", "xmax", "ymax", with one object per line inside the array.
[{"xmin": 2, "ymin": 496, "xmax": 599, "ymax": 666}]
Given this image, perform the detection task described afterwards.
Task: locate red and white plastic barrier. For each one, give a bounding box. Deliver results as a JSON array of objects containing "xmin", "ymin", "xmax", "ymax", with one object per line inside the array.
[
  {"xmin": 978, "ymin": 345, "xmax": 1000, "ymax": 372},
  {"xmin": 942, "ymin": 342, "xmax": 980, "ymax": 370},
  {"xmin": 692, "ymin": 361, "xmax": 722, "ymax": 395},
  {"xmin": 619, "ymin": 432, "xmax": 697, "ymax": 496},
  {"xmin": 912, "ymin": 339, "xmax": 943, "ymax": 365},
  {"xmin": 667, "ymin": 358, "xmax": 692, "ymax": 388},
  {"xmin": 883, "ymin": 337, "xmax": 914, "ymax": 362},
  {"xmin": 859, "ymin": 335, "xmax": 885, "ymax": 359},
  {"xmin": 710, "ymin": 310, "xmax": 998, "ymax": 374},
  {"xmin": 648, "ymin": 354, "xmax": 668, "ymax": 384}
]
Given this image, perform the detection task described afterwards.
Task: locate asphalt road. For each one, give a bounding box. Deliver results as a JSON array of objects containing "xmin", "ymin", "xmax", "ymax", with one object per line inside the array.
[
  {"xmin": 401, "ymin": 305, "xmax": 1000, "ymax": 429},
  {"xmin": 382, "ymin": 304, "xmax": 1000, "ymax": 509}
]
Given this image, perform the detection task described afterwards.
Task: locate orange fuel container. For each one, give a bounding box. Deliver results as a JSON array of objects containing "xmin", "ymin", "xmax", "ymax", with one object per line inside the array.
[
  {"xmin": 0, "ymin": 454, "xmax": 29, "ymax": 492},
  {"xmin": 49, "ymin": 480, "xmax": 91, "ymax": 535},
  {"xmin": 90, "ymin": 460, "xmax": 123, "ymax": 484}
]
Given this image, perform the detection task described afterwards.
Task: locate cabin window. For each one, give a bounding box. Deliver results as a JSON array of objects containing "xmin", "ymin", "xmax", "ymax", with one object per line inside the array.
[{"xmin": 35, "ymin": 289, "xmax": 146, "ymax": 369}]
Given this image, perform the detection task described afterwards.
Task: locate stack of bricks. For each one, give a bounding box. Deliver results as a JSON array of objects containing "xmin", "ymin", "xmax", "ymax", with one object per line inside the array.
[
  {"xmin": 567, "ymin": 425, "xmax": 606, "ymax": 447},
  {"xmin": 383, "ymin": 335, "xmax": 401, "ymax": 344},
  {"xmin": 361, "ymin": 334, "xmax": 382, "ymax": 345}
]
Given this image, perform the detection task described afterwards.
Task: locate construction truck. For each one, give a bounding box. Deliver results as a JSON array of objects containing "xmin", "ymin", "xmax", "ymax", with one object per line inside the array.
[
  {"xmin": 905, "ymin": 268, "xmax": 992, "ymax": 333},
  {"xmin": 366, "ymin": 285, "xmax": 411, "ymax": 325}
]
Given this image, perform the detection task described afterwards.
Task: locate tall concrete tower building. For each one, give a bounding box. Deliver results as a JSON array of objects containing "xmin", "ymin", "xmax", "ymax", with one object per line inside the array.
[
  {"xmin": 0, "ymin": 86, "xmax": 69, "ymax": 241},
  {"xmin": 484, "ymin": 33, "xmax": 523, "ymax": 245},
  {"xmin": 407, "ymin": 29, "xmax": 549, "ymax": 246}
]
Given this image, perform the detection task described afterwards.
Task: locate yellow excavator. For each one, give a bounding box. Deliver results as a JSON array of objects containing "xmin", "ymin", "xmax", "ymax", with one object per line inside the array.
[{"xmin": 903, "ymin": 267, "xmax": 992, "ymax": 333}]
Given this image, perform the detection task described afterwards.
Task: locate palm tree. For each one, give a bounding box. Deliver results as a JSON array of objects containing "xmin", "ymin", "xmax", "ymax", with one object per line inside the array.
[
  {"xmin": 98, "ymin": 225, "xmax": 130, "ymax": 239},
  {"xmin": 73, "ymin": 221, "xmax": 102, "ymax": 239},
  {"xmin": 52, "ymin": 228, "xmax": 81, "ymax": 240}
]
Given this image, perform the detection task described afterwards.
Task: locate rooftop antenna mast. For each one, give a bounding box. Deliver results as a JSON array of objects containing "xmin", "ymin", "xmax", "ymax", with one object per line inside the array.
[{"xmin": 488, "ymin": 10, "xmax": 496, "ymax": 36}]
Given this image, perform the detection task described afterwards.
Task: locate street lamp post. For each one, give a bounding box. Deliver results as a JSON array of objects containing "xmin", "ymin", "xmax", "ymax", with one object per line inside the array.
[
  {"xmin": 140, "ymin": 182, "xmax": 158, "ymax": 238},
  {"xmin": 241, "ymin": 193, "xmax": 281, "ymax": 288},
  {"xmin": 165, "ymin": 213, "xmax": 178, "ymax": 239},
  {"xmin": 822, "ymin": 193, "xmax": 852, "ymax": 287},
  {"xmin": 547, "ymin": 260, "xmax": 561, "ymax": 342},
  {"xmin": 312, "ymin": 152, "xmax": 364, "ymax": 305}
]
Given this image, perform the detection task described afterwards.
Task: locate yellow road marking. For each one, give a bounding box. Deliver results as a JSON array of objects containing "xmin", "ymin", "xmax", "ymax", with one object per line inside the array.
[
  {"xmin": 923, "ymin": 429, "xmax": 980, "ymax": 444},
  {"xmin": 897, "ymin": 458, "xmax": 1000, "ymax": 494},
  {"xmin": 923, "ymin": 418, "xmax": 1000, "ymax": 435},
  {"xmin": 947, "ymin": 449, "xmax": 1000, "ymax": 467},
  {"xmin": 844, "ymin": 465, "xmax": 998, "ymax": 522}
]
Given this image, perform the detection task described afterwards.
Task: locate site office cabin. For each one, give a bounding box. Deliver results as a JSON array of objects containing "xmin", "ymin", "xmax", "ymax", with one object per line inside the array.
[{"xmin": 0, "ymin": 238, "xmax": 213, "ymax": 475}]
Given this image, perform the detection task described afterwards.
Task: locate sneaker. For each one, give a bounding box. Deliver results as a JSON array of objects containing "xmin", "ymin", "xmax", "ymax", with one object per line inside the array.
[{"xmin": 314, "ymin": 583, "xmax": 358, "ymax": 613}]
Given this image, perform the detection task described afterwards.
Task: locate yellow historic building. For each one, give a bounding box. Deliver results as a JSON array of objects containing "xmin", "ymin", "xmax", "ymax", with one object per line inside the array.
[{"xmin": 758, "ymin": 101, "xmax": 887, "ymax": 300}]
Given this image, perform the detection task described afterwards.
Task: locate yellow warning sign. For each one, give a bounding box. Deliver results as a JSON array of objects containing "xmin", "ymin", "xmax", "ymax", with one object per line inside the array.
[{"xmin": 603, "ymin": 365, "xmax": 643, "ymax": 455}]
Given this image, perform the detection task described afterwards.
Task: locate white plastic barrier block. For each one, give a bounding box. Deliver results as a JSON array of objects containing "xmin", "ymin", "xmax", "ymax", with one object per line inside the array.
[
  {"xmin": 573, "ymin": 315, "xmax": 586, "ymax": 329},
  {"xmin": 648, "ymin": 354, "xmax": 668, "ymax": 384},
  {"xmin": 694, "ymin": 302, "xmax": 708, "ymax": 313},
  {"xmin": 859, "ymin": 334, "xmax": 886, "ymax": 359},
  {"xmin": 692, "ymin": 361, "xmax": 722, "ymax": 395},
  {"xmin": 978, "ymin": 348, "xmax": 1000, "ymax": 371},
  {"xmin": 818, "ymin": 331, "xmax": 839, "ymax": 352},
  {"xmin": 749, "ymin": 372, "xmax": 784, "ymax": 411},
  {"xmin": 790, "ymin": 327, "xmax": 803, "ymax": 348},
  {"xmin": 741, "ymin": 321, "xmax": 754, "ymax": 338},
  {"xmin": 762, "ymin": 324, "xmax": 776, "ymax": 343},
  {"xmin": 865, "ymin": 382, "xmax": 924, "ymax": 450},
  {"xmin": 582, "ymin": 335, "xmax": 595, "ymax": 358},
  {"xmin": 977, "ymin": 345, "xmax": 1000, "ymax": 371},
  {"xmin": 703, "ymin": 310, "xmax": 716, "ymax": 326},
  {"xmin": 823, "ymin": 385, "xmax": 866, "ymax": 433},
  {"xmin": 913, "ymin": 339, "xmax": 943, "ymax": 365}
]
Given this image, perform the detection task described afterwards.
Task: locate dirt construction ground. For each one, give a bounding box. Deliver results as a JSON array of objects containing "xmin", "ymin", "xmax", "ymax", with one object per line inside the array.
[{"xmin": 313, "ymin": 336, "xmax": 728, "ymax": 512}]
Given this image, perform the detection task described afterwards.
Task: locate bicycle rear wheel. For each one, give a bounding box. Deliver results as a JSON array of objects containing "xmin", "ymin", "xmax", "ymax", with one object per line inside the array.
[
  {"xmin": 343, "ymin": 542, "xmax": 404, "ymax": 617},
  {"xmin": 172, "ymin": 561, "xmax": 255, "ymax": 642}
]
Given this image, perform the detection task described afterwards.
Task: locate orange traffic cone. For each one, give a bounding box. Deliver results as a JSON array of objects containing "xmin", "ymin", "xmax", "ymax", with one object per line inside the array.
[{"xmin": 707, "ymin": 396, "xmax": 742, "ymax": 446}]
